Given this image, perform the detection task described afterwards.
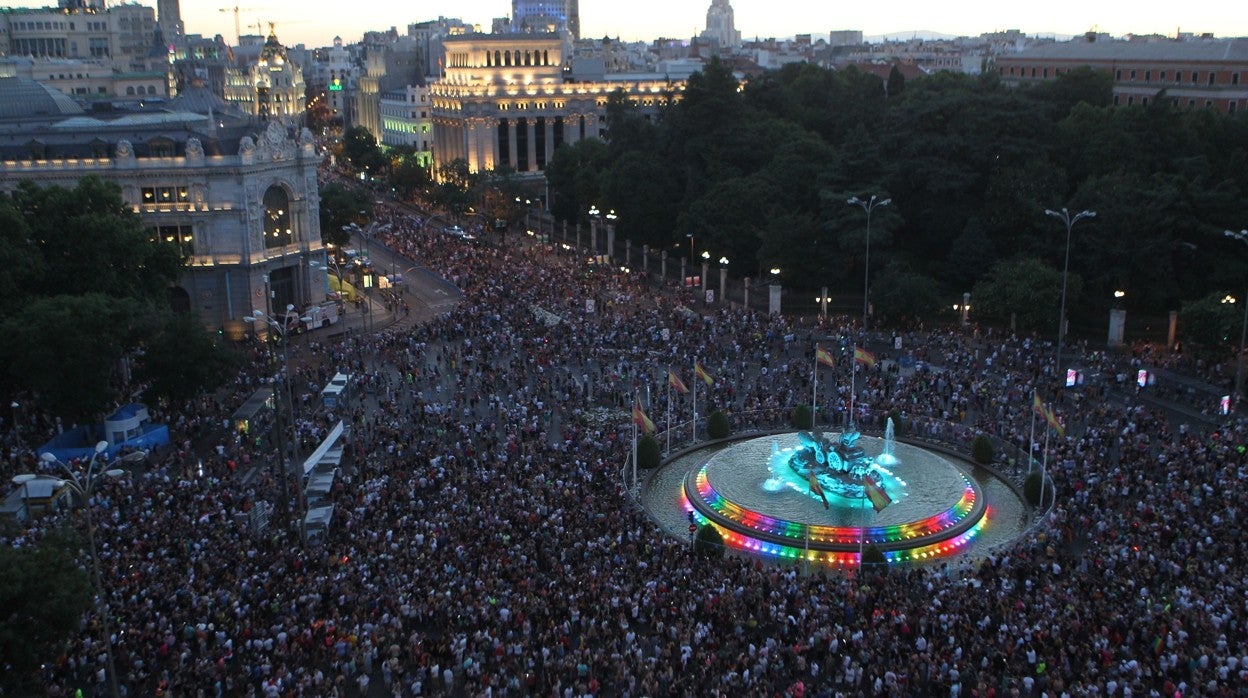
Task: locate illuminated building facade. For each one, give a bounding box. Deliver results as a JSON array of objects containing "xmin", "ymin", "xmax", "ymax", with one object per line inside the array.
[
  {"xmin": 223, "ymin": 28, "xmax": 307, "ymax": 121},
  {"xmin": 0, "ymin": 78, "xmax": 325, "ymax": 339},
  {"xmin": 429, "ymin": 33, "xmax": 680, "ymax": 175}
]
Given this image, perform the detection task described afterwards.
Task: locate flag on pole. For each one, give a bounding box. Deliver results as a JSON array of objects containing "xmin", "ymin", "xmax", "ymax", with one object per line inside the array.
[
  {"xmin": 694, "ymin": 361, "xmax": 714, "ymax": 387},
  {"xmin": 808, "ymin": 470, "xmax": 830, "ymax": 509},
  {"xmin": 815, "ymin": 345, "xmax": 836, "ymax": 368},
  {"xmin": 854, "ymin": 346, "xmax": 877, "ymax": 368},
  {"xmin": 864, "ymin": 474, "xmax": 892, "ymax": 512},
  {"xmin": 667, "ymin": 370, "xmax": 690, "ymax": 395},
  {"xmin": 1033, "ymin": 393, "xmax": 1065, "ymax": 437},
  {"xmin": 632, "ymin": 398, "xmax": 655, "ymax": 434}
]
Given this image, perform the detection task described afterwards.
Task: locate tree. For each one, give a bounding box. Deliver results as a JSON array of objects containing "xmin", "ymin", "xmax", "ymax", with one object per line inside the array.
[
  {"xmin": 12, "ymin": 177, "xmax": 183, "ymax": 301},
  {"xmin": 886, "ymin": 65, "xmax": 906, "ymax": 99},
  {"xmin": 318, "ymin": 183, "xmax": 372, "ymax": 248},
  {"xmin": 870, "ymin": 261, "xmax": 944, "ymax": 324},
  {"xmin": 342, "ymin": 125, "xmax": 381, "ymax": 171},
  {"xmin": 706, "ymin": 410, "xmax": 730, "ymax": 439},
  {"xmin": 636, "ymin": 434, "xmax": 661, "ymax": 470},
  {"xmin": 971, "ymin": 434, "xmax": 995, "ymax": 465},
  {"xmin": 792, "ymin": 404, "xmax": 813, "ymax": 429},
  {"xmin": 1024, "ymin": 470, "xmax": 1044, "ymax": 506},
  {"xmin": 0, "ymin": 527, "xmax": 92, "ymax": 691},
  {"xmin": 861, "ymin": 543, "xmax": 887, "ymax": 569},
  {"xmin": 134, "ymin": 311, "xmax": 244, "ymax": 406},
  {"xmin": 0, "ymin": 294, "xmax": 147, "ymax": 419},
  {"xmin": 972, "ymin": 257, "xmax": 1076, "ymax": 332},
  {"xmin": 1180, "ymin": 291, "xmax": 1244, "ymax": 352},
  {"xmin": 693, "ymin": 524, "xmax": 725, "ymax": 559},
  {"xmin": 388, "ymin": 147, "xmax": 432, "ymax": 200}
]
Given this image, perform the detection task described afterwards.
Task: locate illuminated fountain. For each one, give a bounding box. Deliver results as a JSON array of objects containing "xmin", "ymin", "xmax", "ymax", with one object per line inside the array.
[{"xmin": 681, "ymin": 420, "xmax": 990, "ymax": 567}]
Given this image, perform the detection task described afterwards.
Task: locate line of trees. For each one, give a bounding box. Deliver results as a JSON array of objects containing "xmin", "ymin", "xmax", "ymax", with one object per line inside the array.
[{"xmin": 540, "ymin": 58, "xmax": 1248, "ymax": 345}]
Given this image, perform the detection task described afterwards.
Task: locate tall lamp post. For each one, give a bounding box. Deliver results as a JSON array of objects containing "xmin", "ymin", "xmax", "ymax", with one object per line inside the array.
[
  {"xmin": 700, "ymin": 251, "xmax": 710, "ymax": 293},
  {"xmin": 847, "ymin": 194, "xmax": 891, "ymax": 333},
  {"xmin": 1044, "ymin": 207, "xmax": 1097, "ymax": 371},
  {"xmin": 243, "ymin": 292, "xmax": 312, "ymax": 543},
  {"xmin": 587, "ymin": 205, "xmax": 600, "ymax": 256},
  {"xmin": 1225, "ymin": 229, "xmax": 1248, "ymax": 408},
  {"xmin": 718, "ymin": 257, "xmax": 729, "ymax": 304},
  {"xmin": 34, "ymin": 442, "xmax": 128, "ymax": 698}
]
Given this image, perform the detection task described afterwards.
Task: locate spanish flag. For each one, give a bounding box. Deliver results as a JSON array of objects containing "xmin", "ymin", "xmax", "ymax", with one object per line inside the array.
[
  {"xmin": 864, "ymin": 474, "xmax": 892, "ymax": 512},
  {"xmin": 808, "ymin": 470, "xmax": 829, "ymax": 509},
  {"xmin": 694, "ymin": 361, "xmax": 714, "ymax": 387},
  {"xmin": 632, "ymin": 398, "xmax": 655, "ymax": 434},
  {"xmin": 815, "ymin": 345, "xmax": 836, "ymax": 368},
  {"xmin": 853, "ymin": 346, "xmax": 877, "ymax": 368},
  {"xmin": 1033, "ymin": 393, "xmax": 1065, "ymax": 437},
  {"xmin": 667, "ymin": 370, "xmax": 690, "ymax": 395}
]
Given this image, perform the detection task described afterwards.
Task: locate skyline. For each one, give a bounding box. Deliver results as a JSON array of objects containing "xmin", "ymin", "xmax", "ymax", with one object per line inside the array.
[{"xmin": 5, "ymin": 0, "xmax": 1243, "ymax": 48}]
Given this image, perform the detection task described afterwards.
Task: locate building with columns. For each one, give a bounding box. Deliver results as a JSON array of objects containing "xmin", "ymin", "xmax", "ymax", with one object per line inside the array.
[
  {"xmin": 429, "ymin": 33, "xmax": 681, "ymax": 175},
  {"xmin": 0, "ymin": 77, "xmax": 325, "ymax": 340}
]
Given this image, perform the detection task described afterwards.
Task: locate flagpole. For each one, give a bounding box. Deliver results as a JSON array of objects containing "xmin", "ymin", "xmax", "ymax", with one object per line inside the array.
[
  {"xmin": 631, "ymin": 403, "xmax": 638, "ymax": 490},
  {"xmin": 811, "ymin": 350, "xmax": 818, "ymax": 431},
  {"xmin": 1041, "ymin": 423, "xmax": 1050, "ymax": 509},
  {"xmin": 859, "ymin": 473, "xmax": 867, "ymax": 569},
  {"xmin": 1028, "ymin": 388, "xmax": 1038, "ymax": 476},
  {"xmin": 666, "ymin": 377, "xmax": 672, "ymax": 455},
  {"xmin": 850, "ymin": 347, "xmax": 857, "ymax": 429},
  {"xmin": 691, "ymin": 359, "xmax": 697, "ymax": 442}
]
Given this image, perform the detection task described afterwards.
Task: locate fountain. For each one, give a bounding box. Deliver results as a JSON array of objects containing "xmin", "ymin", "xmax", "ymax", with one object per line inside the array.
[{"xmin": 680, "ymin": 422, "xmax": 991, "ymax": 567}]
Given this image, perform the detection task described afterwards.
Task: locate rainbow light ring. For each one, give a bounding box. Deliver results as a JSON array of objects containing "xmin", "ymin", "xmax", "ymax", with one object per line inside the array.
[{"xmin": 682, "ymin": 459, "xmax": 990, "ymax": 567}]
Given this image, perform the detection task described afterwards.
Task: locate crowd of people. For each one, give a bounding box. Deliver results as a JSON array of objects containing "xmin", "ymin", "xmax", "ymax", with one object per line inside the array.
[{"xmin": 3, "ymin": 193, "xmax": 1247, "ymax": 698}]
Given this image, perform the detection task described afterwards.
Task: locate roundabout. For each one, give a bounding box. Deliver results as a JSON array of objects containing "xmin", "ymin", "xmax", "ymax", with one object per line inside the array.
[{"xmin": 645, "ymin": 426, "xmax": 1031, "ymax": 568}]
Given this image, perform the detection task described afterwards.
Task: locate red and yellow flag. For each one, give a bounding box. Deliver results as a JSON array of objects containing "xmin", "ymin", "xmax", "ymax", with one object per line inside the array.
[
  {"xmin": 815, "ymin": 345, "xmax": 836, "ymax": 368},
  {"xmin": 694, "ymin": 361, "xmax": 714, "ymax": 387},
  {"xmin": 667, "ymin": 370, "xmax": 690, "ymax": 395},
  {"xmin": 853, "ymin": 346, "xmax": 877, "ymax": 368},
  {"xmin": 632, "ymin": 398, "xmax": 655, "ymax": 434},
  {"xmin": 808, "ymin": 470, "xmax": 829, "ymax": 509},
  {"xmin": 1033, "ymin": 393, "xmax": 1065, "ymax": 437},
  {"xmin": 864, "ymin": 474, "xmax": 892, "ymax": 512}
]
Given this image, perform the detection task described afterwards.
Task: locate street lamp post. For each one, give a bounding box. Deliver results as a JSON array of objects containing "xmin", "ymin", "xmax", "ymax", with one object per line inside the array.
[
  {"xmin": 847, "ymin": 194, "xmax": 891, "ymax": 333},
  {"xmin": 1224, "ymin": 229, "xmax": 1248, "ymax": 408},
  {"xmin": 719, "ymin": 257, "xmax": 729, "ymax": 304},
  {"xmin": 605, "ymin": 209, "xmax": 617, "ymax": 260},
  {"xmin": 1045, "ymin": 207, "xmax": 1097, "ymax": 371},
  {"xmin": 588, "ymin": 205, "xmax": 600, "ymax": 256},
  {"xmin": 36, "ymin": 442, "xmax": 127, "ymax": 698},
  {"xmin": 701, "ymin": 251, "xmax": 710, "ymax": 293},
  {"xmin": 243, "ymin": 289, "xmax": 312, "ymax": 544}
]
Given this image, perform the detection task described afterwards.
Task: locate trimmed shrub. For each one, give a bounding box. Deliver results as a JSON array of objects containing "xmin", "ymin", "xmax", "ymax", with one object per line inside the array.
[
  {"xmin": 862, "ymin": 544, "xmax": 887, "ymax": 569},
  {"xmin": 792, "ymin": 404, "xmax": 813, "ymax": 429},
  {"xmin": 1024, "ymin": 470, "xmax": 1043, "ymax": 506},
  {"xmin": 886, "ymin": 408, "xmax": 907, "ymax": 435},
  {"xmin": 636, "ymin": 435, "xmax": 661, "ymax": 470},
  {"xmin": 971, "ymin": 434, "xmax": 995, "ymax": 465},
  {"xmin": 707, "ymin": 409, "xmax": 731, "ymax": 439},
  {"xmin": 694, "ymin": 524, "xmax": 725, "ymax": 558}
]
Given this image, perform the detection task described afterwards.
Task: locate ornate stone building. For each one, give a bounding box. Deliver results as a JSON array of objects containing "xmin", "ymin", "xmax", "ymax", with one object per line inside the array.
[
  {"xmin": 223, "ymin": 28, "xmax": 307, "ymax": 122},
  {"xmin": 429, "ymin": 33, "xmax": 681, "ymax": 175},
  {"xmin": 0, "ymin": 78, "xmax": 325, "ymax": 339}
]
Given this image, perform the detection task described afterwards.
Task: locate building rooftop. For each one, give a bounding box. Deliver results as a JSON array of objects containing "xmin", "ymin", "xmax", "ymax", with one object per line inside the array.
[
  {"xmin": 1009, "ymin": 37, "xmax": 1248, "ymax": 62},
  {"xmin": 0, "ymin": 77, "xmax": 84, "ymax": 119}
]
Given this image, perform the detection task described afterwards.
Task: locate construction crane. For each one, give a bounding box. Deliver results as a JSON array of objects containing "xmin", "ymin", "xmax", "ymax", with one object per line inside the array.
[{"xmin": 218, "ymin": 5, "xmax": 255, "ymax": 46}]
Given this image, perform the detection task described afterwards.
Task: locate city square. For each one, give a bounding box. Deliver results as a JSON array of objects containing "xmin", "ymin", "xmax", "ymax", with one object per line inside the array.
[{"xmin": 1, "ymin": 0, "xmax": 1247, "ymax": 696}]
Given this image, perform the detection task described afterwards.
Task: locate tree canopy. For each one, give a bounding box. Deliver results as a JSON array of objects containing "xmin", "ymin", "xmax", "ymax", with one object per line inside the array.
[
  {"xmin": 0, "ymin": 177, "xmax": 239, "ymax": 419},
  {"xmin": 540, "ymin": 58, "xmax": 1248, "ymax": 337}
]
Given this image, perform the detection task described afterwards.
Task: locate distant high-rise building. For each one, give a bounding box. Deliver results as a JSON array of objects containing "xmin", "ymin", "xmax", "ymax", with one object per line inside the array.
[
  {"xmin": 512, "ymin": 0, "xmax": 579, "ymax": 40},
  {"xmin": 157, "ymin": 0, "xmax": 184, "ymax": 43},
  {"xmin": 701, "ymin": 0, "xmax": 740, "ymax": 50}
]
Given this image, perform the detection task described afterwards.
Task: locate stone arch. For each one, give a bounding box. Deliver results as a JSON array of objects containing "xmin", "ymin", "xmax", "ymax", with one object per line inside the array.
[
  {"xmin": 262, "ymin": 183, "xmax": 293, "ymax": 249},
  {"xmin": 167, "ymin": 286, "xmax": 191, "ymax": 314}
]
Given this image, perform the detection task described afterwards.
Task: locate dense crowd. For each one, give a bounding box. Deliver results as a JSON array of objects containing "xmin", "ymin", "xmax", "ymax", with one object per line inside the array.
[{"xmin": 3, "ymin": 196, "xmax": 1247, "ymax": 698}]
